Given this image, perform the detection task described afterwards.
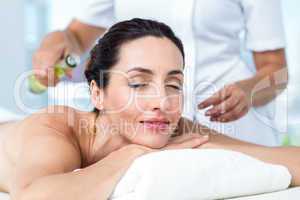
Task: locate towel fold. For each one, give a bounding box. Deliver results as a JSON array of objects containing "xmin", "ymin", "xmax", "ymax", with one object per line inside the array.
[{"xmin": 109, "ymin": 149, "xmax": 291, "ymax": 200}]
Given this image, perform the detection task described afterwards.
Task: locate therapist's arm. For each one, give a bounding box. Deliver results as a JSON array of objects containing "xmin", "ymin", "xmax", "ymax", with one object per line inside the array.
[
  {"xmin": 66, "ymin": 19, "xmax": 106, "ymax": 53},
  {"xmin": 199, "ymin": 49, "xmax": 288, "ymax": 122},
  {"xmin": 32, "ymin": 19, "xmax": 106, "ymax": 86},
  {"xmin": 237, "ymin": 49, "xmax": 288, "ymax": 107},
  {"xmin": 178, "ymin": 117, "xmax": 300, "ymax": 187}
]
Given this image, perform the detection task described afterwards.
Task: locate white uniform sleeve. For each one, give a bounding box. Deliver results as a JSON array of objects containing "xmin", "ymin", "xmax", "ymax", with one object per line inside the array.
[
  {"xmin": 241, "ymin": 0, "xmax": 286, "ymax": 51},
  {"xmin": 75, "ymin": 0, "xmax": 115, "ymax": 28}
]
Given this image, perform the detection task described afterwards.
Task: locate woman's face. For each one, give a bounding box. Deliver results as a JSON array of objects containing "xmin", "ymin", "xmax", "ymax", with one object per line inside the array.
[{"xmin": 95, "ymin": 36, "xmax": 184, "ymax": 148}]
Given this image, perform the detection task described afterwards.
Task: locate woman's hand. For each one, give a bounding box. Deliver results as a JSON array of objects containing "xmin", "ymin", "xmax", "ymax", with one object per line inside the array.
[
  {"xmin": 198, "ymin": 84, "xmax": 250, "ymax": 122},
  {"xmin": 102, "ymin": 133, "xmax": 209, "ymax": 172},
  {"xmin": 100, "ymin": 144, "xmax": 153, "ymax": 171},
  {"xmin": 101, "ymin": 133, "xmax": 209, "ymax": 178},
  {"xmin": 97, "ymin": 133, "xmax": 209, "ymax": 198},
  {"xmin": 163, "ymin": 133, "xmax": 209, "ymax": 150}
]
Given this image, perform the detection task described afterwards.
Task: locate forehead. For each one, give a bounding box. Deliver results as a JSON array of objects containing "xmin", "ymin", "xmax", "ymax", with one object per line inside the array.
[{"xmin": 112, "ymin": 36, "xmax": 184, "ymax": 73}]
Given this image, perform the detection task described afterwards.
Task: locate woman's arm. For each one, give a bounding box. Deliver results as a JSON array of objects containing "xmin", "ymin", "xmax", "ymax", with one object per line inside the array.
[
  {"xmin": 204, "ymin": 134, "xmax": 300, "ymax": 187},
  {"xmin": 10, "ymin": 122, "xmax": 146, "ymax": 200},
  {"xmin": 178, "ymin": 117, "xmax": 300, "ymax": 187},
  {"xmin": 11, "ymin": 113, "xmax": 209, "ymax": 200}
]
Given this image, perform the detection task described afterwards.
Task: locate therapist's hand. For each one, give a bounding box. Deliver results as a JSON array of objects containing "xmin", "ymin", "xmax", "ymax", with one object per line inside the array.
[
  {"xmin": 163, "ymin": 133, "xmax": 209, "ymax": 150},
  {"xmin": 32, "ymin": 31, "xmax": 77, "ymax": 87},
  {"xmin": 198, "ymin": 84, "xmax": 251, "ymax": 122},
  {"xmin": 32, "ymin": 43, "xmax": 66, "ymax": 87}
]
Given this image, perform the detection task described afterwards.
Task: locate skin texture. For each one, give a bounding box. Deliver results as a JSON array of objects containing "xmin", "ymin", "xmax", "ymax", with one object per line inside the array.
[
  {"xmin": 89, "ymin": 36, "xmax": 185, "ymax": 149},
  {"xmin": 0, "ymin": 37, "xmax": 209, "ymax": 200}
]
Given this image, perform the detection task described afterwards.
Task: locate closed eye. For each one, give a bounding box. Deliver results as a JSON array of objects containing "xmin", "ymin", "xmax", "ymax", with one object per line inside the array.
[
  {"xmin": 128, "ymin": 83, "xmax": 148, "ymax": 88},
  {"xmin": 167, "ymin": 84, "xmax": 182, "ymax": 91}
]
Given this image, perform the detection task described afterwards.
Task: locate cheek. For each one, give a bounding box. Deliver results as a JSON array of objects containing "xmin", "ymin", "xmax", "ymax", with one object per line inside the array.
[
  {"xmin": 106, "ymin": 87, "xmax": 141, "ymax": 126},
  {"xmin": 167, "ymin": 93, "xmax": 184, "ymax": 118},
  {"xmin": 106, "ymin": 86, "xmax": 134, "ymax": 114}
]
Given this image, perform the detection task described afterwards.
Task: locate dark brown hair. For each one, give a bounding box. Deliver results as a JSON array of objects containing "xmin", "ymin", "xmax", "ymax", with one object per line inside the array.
[{"xmin": 84, "ymin": 18, "xmax": 185, "ymax": 113}]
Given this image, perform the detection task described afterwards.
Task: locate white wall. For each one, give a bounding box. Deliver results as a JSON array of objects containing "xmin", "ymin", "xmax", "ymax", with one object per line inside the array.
[
  {"xmin": 282, "ymin": 0, "xmax": 300, "ymax": 120},
  {"xmin": 49, "ymin": 0, "xmax": 83, "ymax": 30},
  {"xmin": 0, "ymin": 0, "xmax": 26, "ymax": 112}
]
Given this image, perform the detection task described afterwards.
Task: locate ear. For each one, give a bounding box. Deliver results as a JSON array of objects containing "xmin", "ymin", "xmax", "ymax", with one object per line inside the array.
[{"xmin": 90, "ymin": 80, "xmax": 104, "ymax": 111}]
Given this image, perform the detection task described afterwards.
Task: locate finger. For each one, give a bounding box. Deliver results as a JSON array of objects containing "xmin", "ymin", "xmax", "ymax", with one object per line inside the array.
[
  {"xmin": 48, "ymin": 44, "xmax": 66, "ymax": 64},
  {"xmin": 33, "ymin": 68, "xmax": 49, "ymax": 86},
  {"xmin": 210, "ymin": 116, "xmax": 219, "ymax": 122},
  {"xmin": 104, "ymin": 145, "xmax": 154, "ymax": 170},
  {"xmin": 33, "ymin": 45, "xmax": 65, "ymax": 71},
  {"xmin": 164, "ymin": 135, "xmax": 209, "ymax": 150},
  {"xmin": 33, "ymin": 67, "xmax": 47, "ymax": 79},
  {"xmin": 168, "ymin": 133, "xmax": 205, "ymax": 144},
  {"xmin": 215, "ymin": 103, "xmax": 248, "ymax": 122},
  {"xmin": 198, "ymin": 96, "xmax": 221, "ymax": 110},
  {"xmin": 43, "ymin": 52, "xmax": 64, "ymax": 67},
  {"xmin": 64, "ymin": 68, "xmax": 73, "ymax": 79},
  {"xmin": 35, "ymin": 50, "xmax": 64, "ymax": 69},
  {"xmin": 41, "ymin": 68, "xmax": 60, "ymax": 86},
  {"xmin": 205, "ymin": 95, "xmax": 240, "ymax": 117},
  {"xmin": 198, "ymin": 87, "xmax": 231, "ymax": 109},
  {"xmin": 120, "ymin": 145, "xmax": 154, "ymax": 157},
  {"xmin": 34, "ymin": 66, "xmax": 62, "ymax": 87}
]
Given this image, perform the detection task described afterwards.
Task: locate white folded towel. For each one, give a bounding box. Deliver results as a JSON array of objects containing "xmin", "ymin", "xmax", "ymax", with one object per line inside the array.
[{"xmin": 109, "ymin": 149, "xmax": 291, "ymax": 200}]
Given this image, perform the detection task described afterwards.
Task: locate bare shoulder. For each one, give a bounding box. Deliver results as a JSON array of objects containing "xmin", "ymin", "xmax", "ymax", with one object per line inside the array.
[
  {"xmin": 3, "ymin": 106, "xmax": 84, "ymax": 193},
  {"xmin": 18, "ymin": 105, "xmax": 82, "ymax": 153},
  {"xmin": 22, "ymin": 105, "xmax": 78, "ymax": 134},
  {"xmin": 17, "ymin": 105, "xmax": 95, "ymax": 159},
  {"xmin": 0, "ymin": 106, "xmax": 81, "ymax": 190}
]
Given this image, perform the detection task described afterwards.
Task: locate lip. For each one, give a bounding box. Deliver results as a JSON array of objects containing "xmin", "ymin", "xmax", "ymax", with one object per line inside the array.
[{"xmin": 140, "ymin": 118, "xmax": 170, "ymax": 131}]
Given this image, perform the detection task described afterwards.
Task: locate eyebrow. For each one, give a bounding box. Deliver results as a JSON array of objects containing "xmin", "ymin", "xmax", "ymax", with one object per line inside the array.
[
  {"xmin": 127, "ymin": 67, "xmax": 153, "ymax": 75},
  {"xmin": 168, "ymin": 70, "xmax": 183, "ymax": 76},
  {"xmin": 127, "ymin": 67, "xmax": 183, "ymax": 76}
]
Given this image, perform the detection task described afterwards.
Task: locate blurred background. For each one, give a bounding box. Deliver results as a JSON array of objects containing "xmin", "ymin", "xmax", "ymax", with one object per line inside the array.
[{"xmin": 0, "ymin": 0, "xmax": 299, "ymax": 145}]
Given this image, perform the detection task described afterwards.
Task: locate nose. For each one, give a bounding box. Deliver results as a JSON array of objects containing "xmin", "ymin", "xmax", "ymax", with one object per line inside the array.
[{"xmin": 147, "ymin": 84, "xmax": 172, "ymax": 112}]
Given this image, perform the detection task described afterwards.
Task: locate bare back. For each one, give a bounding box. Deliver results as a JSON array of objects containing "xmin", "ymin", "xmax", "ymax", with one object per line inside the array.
[
  {"xmin": 0, "ymin": 106, "xmax": 96, "ymax": 193},
  {"xmin": 0, "ymin": 121, "xmax": 21, "ymax": 192}
]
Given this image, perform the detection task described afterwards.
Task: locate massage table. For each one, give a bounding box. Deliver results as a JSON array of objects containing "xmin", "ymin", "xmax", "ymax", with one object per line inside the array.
[{"xmin": 1, "ymin": 187, "xmax": 300, "ymax": 200}]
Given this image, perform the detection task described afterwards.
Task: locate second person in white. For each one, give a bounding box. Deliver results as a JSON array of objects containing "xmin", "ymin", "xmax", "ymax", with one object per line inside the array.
[{"xmin": 32, "ymin": 0, "xmax": 288, "ymax": 146}]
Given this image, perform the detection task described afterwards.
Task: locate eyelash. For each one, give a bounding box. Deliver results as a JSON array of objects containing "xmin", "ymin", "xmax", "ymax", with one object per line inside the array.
[
  {"xmin": 128, "ymin": 83, "xmax": 148, "ymax": 88},
  {"xmin": 128, "ymin": 83, "xmax": 182, "ymax": 90},
  {"xmin": 168, "ymin": 85, "xmax": 182, "ymax": 90}
]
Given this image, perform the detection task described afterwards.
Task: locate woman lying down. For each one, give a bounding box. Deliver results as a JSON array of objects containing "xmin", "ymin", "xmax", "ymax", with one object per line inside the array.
[{"xmin": 0, "ymin": 18, "xmax": 299, "ymax": 200}]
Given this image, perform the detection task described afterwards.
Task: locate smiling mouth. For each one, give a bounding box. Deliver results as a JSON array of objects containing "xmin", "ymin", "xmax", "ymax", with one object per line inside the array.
[{"xmin": 139, "ymin": 121, "xmax": 170, "ymax": 131}]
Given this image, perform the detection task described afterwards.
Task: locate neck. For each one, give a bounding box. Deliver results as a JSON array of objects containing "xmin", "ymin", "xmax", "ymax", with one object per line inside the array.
[{"xmin": 81, "ymin": 112, "xmax": 130, "ymax": 165}]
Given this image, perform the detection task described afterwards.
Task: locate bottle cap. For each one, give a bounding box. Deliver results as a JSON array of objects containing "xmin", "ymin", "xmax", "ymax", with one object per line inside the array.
[{"xmin": 65, "ymin": 54, "xmax": 80, "ymax": 68}]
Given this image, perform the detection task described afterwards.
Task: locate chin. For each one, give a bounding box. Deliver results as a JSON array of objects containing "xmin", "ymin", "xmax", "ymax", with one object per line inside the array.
[
  {"xmin": 143, "ymin": 141, "xmax": 168, "ymax": 149},
  {"xmin": 136, "ymin": 142, "xmax": 167, "ymax": 149},
  {"xmin": 129, "ymin": 130, "xmax": 171, "ymax": 149}
]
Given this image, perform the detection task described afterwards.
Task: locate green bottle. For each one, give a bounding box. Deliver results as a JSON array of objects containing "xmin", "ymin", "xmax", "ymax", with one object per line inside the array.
[{"xmin": 28, "ymin": 54, "xmax": 80, "ymax": 94}]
